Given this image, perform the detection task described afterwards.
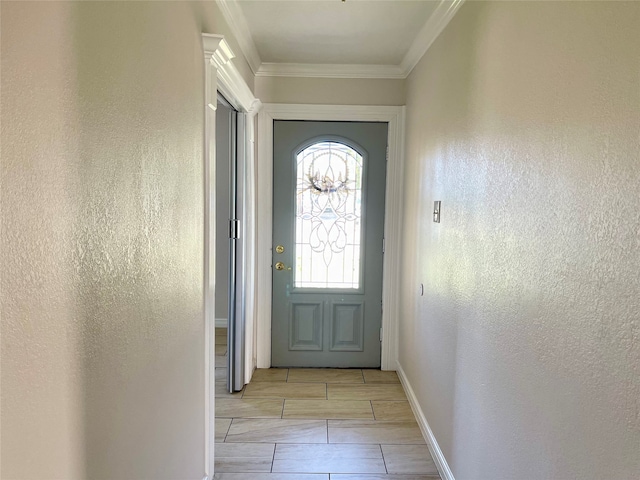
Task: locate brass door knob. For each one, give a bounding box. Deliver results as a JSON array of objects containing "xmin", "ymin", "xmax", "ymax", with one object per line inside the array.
[
  {"xmin": 275, "ymin": 245, "xmax": 285, "ymax": 254},
  {"xmin": 275, "ymin": 262, "xmax": 285, "ymax": 270}
]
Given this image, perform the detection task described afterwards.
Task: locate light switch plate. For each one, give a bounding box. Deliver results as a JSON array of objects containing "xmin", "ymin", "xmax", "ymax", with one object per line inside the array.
[{"xmin": 433, "ymin": 201, "xmax": 441, "ymax": 223}]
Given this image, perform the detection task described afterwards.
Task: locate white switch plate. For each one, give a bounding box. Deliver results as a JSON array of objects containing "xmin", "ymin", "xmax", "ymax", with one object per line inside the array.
[{"xmin": 433, "ymin": 201, "xmax": 441, "ymax": 223}]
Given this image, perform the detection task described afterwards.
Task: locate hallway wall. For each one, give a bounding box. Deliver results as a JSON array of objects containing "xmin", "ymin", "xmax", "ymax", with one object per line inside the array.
[
  {"xmin": 400, "ymin": 2, "xmax": 640, "ymax": 479},
  {"xmin": 1, "ymin": 2, "xmax": 251, "ymax": 478},
  {"xmin": 255, "ymin": 76, "xmax": 405, "ymax": 106}
]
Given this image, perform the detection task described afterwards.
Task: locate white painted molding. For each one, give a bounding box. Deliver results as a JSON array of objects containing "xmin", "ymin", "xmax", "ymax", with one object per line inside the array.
[
  {"xmin": 255, "ymin": 108, "xmax": 274, "ymax": 369},
  {"xmin": 400, "ymin": 0, "xmax": 466, "ymax": 77},
  {"xmin": 216, "ymin": 56, "xmax": 258, "ymax": 113},
  {"xmin": 255, "ymin": 104, "xmax": 405, "ymax": 371},
  {"xmin": 255, "ymin": 62, "xmax": 406, "ymax": 80},
  {"xmin": 396, "ymin": 363, "xmax": 456, "ymax": 480},
  {"xmin": 202, "ymin": 33, "xmax": 222, "ymax": 480},
  {"xmin": 216, "ymin": 0, "xmax": 464, "ymax": 80},
  {"xmin": 203, "ymin": 34, "xmax": 234, "ymax": 76},
  {"xmin": 381, "ymin": 107, "xmax": 405, "ymax": 372},
  {"xmin": 203, "ymin": 34, "xmax": 257, "ymax": 113},
  {"xmin": 215, "ymin": 0, "xmax": 262, "ymax": 74}
]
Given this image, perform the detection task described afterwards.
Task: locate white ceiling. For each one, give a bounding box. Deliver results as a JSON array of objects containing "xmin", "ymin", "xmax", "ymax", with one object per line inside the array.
[{"xmin": 217, "ymin": 0, "xmax": 465, "ymax": 79}]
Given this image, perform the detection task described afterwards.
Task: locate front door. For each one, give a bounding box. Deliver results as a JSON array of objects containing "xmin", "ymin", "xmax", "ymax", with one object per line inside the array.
[{"xmin": 272, "ymin": 121, "xmax": 388, "ymax": 367}]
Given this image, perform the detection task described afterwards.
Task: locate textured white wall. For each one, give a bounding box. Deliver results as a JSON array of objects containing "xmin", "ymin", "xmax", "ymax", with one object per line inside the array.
[
  {"xmin": 1, "ymin": 4, "xmax": 86, "ymax": 477},
  {"xmin": 401, "ymin": 2, "xmax": 640, "ymax": 479},
  {"xmin": 1, "ymin": 1, "xmax": 251, "ymax": 478},
  {"xmin": 255, "ymin": 76, "xmax": 405, "ymax": 106}
]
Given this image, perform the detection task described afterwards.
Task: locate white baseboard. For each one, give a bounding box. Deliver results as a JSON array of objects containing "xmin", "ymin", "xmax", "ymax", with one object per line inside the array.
[
  {"xmin": 396, "ymin": 362, "xmax": 456, "ymax": 480},
  {"xmin": 215, "ymin": 318, "xmax": 228, "ymax": 328}
]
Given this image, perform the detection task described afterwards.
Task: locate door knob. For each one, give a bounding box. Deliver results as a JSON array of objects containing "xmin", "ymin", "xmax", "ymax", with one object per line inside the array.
[
  {"xmin": 275, "ymin": 245, "xmax": 285, "ymax": 254},
  {"xmin": 275, "ymin": 262, "xmax": 291, "ymax": 271}
]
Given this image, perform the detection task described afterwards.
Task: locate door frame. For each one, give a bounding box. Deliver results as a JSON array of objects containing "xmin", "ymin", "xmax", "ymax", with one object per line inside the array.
[
  {"xmin": 203, "ymin": 33, "xmax": 261, "ymax": 478},
  {"xmin": 256, "ymin": 104, "xmax": 406, "ymax": 371}
]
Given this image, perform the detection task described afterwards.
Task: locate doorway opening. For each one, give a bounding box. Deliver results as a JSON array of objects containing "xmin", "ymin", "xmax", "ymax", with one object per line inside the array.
[
  {"xmin": 215, "ymin": 94, "xmax": 245, "ymax": 392},
  {"xmin": 255, "ymin": 105, "xmax": 406, "ymax": 372},
  {"xmin": 271, "ymin": 121, "xmax": 388, "ymax": 368}
]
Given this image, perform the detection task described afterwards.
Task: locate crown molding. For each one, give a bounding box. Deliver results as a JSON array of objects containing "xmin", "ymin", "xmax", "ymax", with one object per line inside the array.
[
  {"xmin": 256, "ymin": 62, "xmax": 406, "ymax": 80},
  {"xmin": 216, "ymin": 0, "xmax": 262, "ymax": 74},
  {"xmin": 218, "ymin": 0, "xmax": 464, "ymax": 80},
  {"xmin": 401, "ymin": 0, "xmax": 465, "ymax": 76}
]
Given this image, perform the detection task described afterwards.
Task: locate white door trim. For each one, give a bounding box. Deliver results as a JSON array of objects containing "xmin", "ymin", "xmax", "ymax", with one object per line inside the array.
[
  {"xmin": 202, "ymin": 33, "xmax": 261, "ymax": 479},
  {"xmin": 256, "ymin": 104, "xmax": 406, "ymax": 371}
]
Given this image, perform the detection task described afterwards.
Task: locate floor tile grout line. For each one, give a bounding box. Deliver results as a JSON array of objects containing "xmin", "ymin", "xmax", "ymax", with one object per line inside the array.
[
  {"xmin": 326, "ymin": 419, "xmax": 329, "ymax": 444},
  {"xmin": 379, "ymin": 443, "xmax": 389, "ymax": 474},
  {"xmin": 273, "ymin": 380, "xmax": 365, "ymax": 384},
  {"xmin": 270, "ymin": 442, "xmax": 276, "ymax": 473},
  {"xmin": 214, "ymin": 368, "xmax": 422, "ymax": 475},
  {"xmin": 223, "ymin": 418, "xmax": 232, "ymax": 443}
]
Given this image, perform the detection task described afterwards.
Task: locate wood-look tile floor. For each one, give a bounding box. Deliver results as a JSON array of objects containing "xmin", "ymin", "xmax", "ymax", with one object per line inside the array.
[{"xmin": 213, "ymin": 328, "xmax": 440, "ymax": 480}]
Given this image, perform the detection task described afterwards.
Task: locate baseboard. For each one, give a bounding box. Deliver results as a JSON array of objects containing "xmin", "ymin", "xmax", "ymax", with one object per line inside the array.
[
  {"xmin": 215, "ymin": 318, "xmax": 228, "ymax": 328},
  {"xmin": 396, "ymin": 363, "xmax": 456, "ymax": 480}
]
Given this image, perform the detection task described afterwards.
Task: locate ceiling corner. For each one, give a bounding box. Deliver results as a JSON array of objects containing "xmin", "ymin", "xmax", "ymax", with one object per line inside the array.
[
  {"xmin": 400, "ymin": 0, "xmax": 466, "ymax": 77},
  {"xmin": 216, "ymin": 0, "xmax": 262, "ymax": 75},
  {"xmin": 216, "ymin": 0, "xmax": 466, "ymax": 81}
]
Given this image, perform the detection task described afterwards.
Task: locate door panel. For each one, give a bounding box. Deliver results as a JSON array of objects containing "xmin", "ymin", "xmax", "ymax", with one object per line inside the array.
[
  {"xmin": 229, "ymin": 111, "xmax": 247, "ymax": 392},
  {"xmin": 216, "ymin": 94, "xmax": 245, "ymax": 392},
  {"xmin": 290, "ymin": 301, "xmax": 323, "ymax": 351},
  {"xmin": 272, "ymin": 121, "xmax": 388, "ymax": 368},
  {"xmin": 330, "ymin": 302, "xmax": 364, "ymax": 351}
]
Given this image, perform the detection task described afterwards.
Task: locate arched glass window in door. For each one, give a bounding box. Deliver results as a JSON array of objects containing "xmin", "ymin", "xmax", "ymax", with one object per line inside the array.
[{"xmin": 295, "ymin": 141, "xmax": 364, "ymax": 289}]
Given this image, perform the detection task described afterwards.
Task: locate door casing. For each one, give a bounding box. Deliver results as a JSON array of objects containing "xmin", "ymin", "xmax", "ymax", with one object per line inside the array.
[
  {"xmin": 203, "ymin": 33, "xmax": 261, "ymax": 478},
  {"xmin": 256, "ymin": 104, "xmax": 406, "ymax": 371}
]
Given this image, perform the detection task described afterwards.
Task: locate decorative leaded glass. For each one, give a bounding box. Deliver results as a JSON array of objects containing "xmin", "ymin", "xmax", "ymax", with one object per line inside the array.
[{"xmin": 295, "ymin": 141, "xmax": 363, "ymax": 289}]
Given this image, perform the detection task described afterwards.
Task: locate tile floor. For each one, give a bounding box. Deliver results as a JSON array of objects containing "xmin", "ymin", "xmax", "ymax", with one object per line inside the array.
[{"xmin": 214, "ymin": 327, "xmax": 440, "ymax": 480}]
